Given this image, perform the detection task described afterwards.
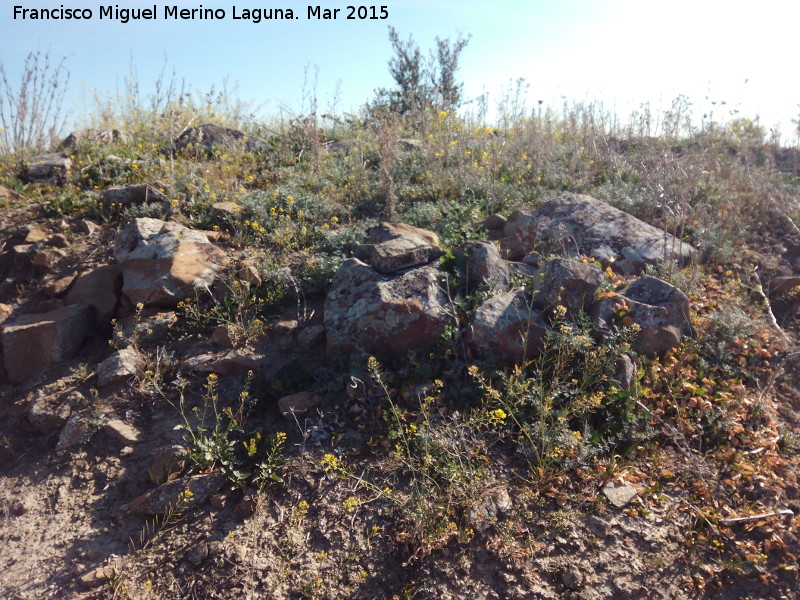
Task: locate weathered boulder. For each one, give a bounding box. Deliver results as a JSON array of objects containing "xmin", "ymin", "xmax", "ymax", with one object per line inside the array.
[
  {"xmin": 174, "ymin": 124, "xmax": 270, "ymax": 155},
  {"xmin": 113, "ymin": 218, "xmax": 229, "ymax": 307},
  {"xmin": 500, "ymin": 194, "xmax": 697, "ymax": 273},
  {"xmin": 455, "ymin": 240, "xmax": 510, "ymax": 292},
  {"xmin": 357, "ymin": 222, "xmax": 444, "ymax": 274},
  {"xmin": 65, "ymin": 265, "xmax": 122, "ymax": 326},
  {"xmin": 534, "ymin": 258, "xmax": 605, "ymax": 315},
  {"xmin": 2, "ymin": 304, "xmax": 91, "ymax": 383},
  {"xmin": 325, "ymin": 259, "xmax": 450, "ymax": 359},
  {"xmin": 19, "ymin": 153, "xmax": 72, "ymax": 184},
  {"xmin": 592, "ymin": 276, "xmax": 693, "ymax": 356},
  {"xmin": 468, "ymin": 289, "xmax": 548, "ymax": 364},
  {"xmin": 99, "ymin": 183, "xmax": 167, "ymax": 208}
]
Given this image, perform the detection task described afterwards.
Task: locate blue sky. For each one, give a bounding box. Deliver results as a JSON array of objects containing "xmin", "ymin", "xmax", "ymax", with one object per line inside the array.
[{"xmin": 1, "ymin": 0, "xmax": 799, "ymax": 140}]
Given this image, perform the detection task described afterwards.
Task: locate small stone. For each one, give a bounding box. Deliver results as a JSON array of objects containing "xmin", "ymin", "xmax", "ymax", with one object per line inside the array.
[
  {"xmin": 43, "ymin": 274, "xmax": 77, "ymax": 298},
  {"xmin": 212, "ymin": 201, "xmax": 243, "ymax": 220},
  {"xmin": 237, "ymin": 262, "xmax": 261, "ymax": 286},
  {"xmin": 47, "ymin": 233, "xmax": 69, "ymax": 248},
  {"xmin": 211, "ymin": 324, "xmax": 237, "ymax": 349},
  {"xmin": 97, "ymin": 347, "xmax": 142, "ymax": 387},
  {"xmin": 24, "ymin": 224, "xmax": 50, "ymax": 243},
  {"xmin": 297, "ymin": 324, "xmax": 325, "ymax": 349},
  {"xmin": 209, "ymin": 493, "xmax": 227, "ymax": 509},
  {"xmin": 612, "ymin": 355, "xmax": 637, "ymax": 391},
  {"xmin": 234, "ymin": 486, "xmax": 260, "ymax": 517},
  {"xmin": 586, "ymin": 514, "xmax": 612, "ymax": 538},
  {"xmin": 32, "ymin": 247, "xmax": 67, "ymax": 272},
  {"xmin": 0, "ymin": 303, "xmax": 12, "ymax": 324},
  {"xmin": 184, "ymin": 350, "xmax": 266, "ymax": 375},
  {"xmin": 602, "ymin": 481, "xmax": 638, "ymax": 508},
  {"xmin": 103, "ymin": 418, "xmax": 143, "ymax": 445},
  {"xmin": 278, "ymin": 391, "xmax": 318, "ymax": 419},
  {"xmin": 80, "ymin": 566, "xmax": 116, "ymax": 589},
  {"xmin": 28, "ymin": 393, "xmax": 72, "ymax": 432},
  {"xmin": 562, "ymin": 567, "xmax": 583, "ymax": 590},
  {"xmin": 186, "ymin": 542, "xmax": 209, "ymax": 564},
  {"xmin": 129, "ymin": 472, "xmax": 226, "ymax": 515},
  {"xmin": 148, "ymin": 445, "xmax": 186, "ymax": 485},
  {"xmin": 76, "ymin": 219, "xmax": 100, "ymax": 235},
  {"xmin": 56, "ymin": 413, "xmax": 93, "ymax": 454},
  {"xmin": 478, "ymin": 213, "xmax": 507, "ymax": 232}
]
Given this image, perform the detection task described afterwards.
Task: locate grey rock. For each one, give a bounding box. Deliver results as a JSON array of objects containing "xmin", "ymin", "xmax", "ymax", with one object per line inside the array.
[
  {"xmin": 500, "ymin": 194, "xmax": 697, "ymax": 274},
  {"xmin": 603, "ymin": 481, "xmax": 638, "ymax": 508},
  {"xmin": 593, "ymin": 276, "xmax": 693, "ymax": 356},
  {"xmin": 19, "ymin": 153, "xmax": 72, "ymax": 184},
  {"xmin": 56, "ymin": 412, "xmax": 94, "ymax": 453},
  {"xmin": 534, "ymin": 258, "xmax": 605, "ymax": 315}
]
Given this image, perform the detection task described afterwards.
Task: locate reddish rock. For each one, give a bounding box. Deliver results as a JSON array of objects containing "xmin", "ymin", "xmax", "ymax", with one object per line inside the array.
[
  {"xmin": 0, "ymin": 185, "xmax": 25, "ymax": 205},
  {"xmin": 113, "ymin": 218, "xmax": 229, "ymax": 307},
  {"xmin": 324, "ymin": 259, "xmax": 450, "ymax": 360}
]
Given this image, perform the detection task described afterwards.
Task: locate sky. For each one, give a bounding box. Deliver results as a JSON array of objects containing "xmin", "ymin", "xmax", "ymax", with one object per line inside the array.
[{"xmin": 1, "ymin": 0, "xmax": 799, "ymax": 141}]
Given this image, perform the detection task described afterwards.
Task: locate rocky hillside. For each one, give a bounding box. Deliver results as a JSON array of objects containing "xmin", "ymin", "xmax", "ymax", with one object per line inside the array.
[{"xmin": 1, "ymin": 112, "xmax": 800, "ymax": 600}]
